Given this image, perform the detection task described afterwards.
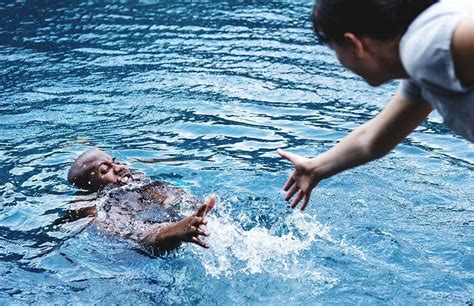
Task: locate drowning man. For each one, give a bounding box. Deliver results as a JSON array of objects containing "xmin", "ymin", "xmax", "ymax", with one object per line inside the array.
[{"xmin": 67, "ymin": 148, "xmax": 215, "ymax": 255}]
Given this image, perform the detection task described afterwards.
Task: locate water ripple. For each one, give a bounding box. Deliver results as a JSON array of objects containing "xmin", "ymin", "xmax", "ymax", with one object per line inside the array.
[{"xmin": 0, "ymin": 0, "xmax": 472, "ymax": 304}]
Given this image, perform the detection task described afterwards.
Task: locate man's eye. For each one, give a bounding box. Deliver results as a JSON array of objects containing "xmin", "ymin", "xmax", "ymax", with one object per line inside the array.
[{"xmin": 100, "ymin": 166, "xmax": 111, "ymax": 174}]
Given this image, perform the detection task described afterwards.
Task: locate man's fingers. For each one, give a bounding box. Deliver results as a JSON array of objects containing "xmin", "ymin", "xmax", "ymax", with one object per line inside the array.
[
  {"xmin": 191, "ymin": 236, "xmax": 209, "ymax": 248},
  {"xmin": 195, "ymin": 204, "xmax": 207, "ymax": 217},
  {"xmin": 196, "ymin": 227, "xmax": 209, "ymax": 237},
  {"xmin": 285, "ymin": 184, "xmax": 299, "ymax": 201},
  {"xmin": 192, "ymin": 216, "xmax": 207, "ymax": 226},
  {"xmin": 204, "ymin": 195, "xmax": 216, "ymax": 216},
  {"xmin": 196, "ymin": 195, "xmax": 217, "ymax": 218},
  {"xmin": 290, "ymin": 191, "xmax": 304, "ymax": 208}
]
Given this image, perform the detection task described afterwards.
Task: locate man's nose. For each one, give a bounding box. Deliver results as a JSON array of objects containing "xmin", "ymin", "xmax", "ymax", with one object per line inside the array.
[{"xmin": 113, "ymin": 163, "xmax": 127, "ymax": 173}]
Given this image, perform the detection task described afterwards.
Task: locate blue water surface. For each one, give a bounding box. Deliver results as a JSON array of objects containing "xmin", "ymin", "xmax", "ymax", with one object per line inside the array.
[{"xmin": 1, "ymin": 0, "xmax": 473, "ymax": 304}]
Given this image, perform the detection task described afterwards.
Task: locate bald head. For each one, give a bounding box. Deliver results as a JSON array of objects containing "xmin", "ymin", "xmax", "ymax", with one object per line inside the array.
[
  {"xmin": 68, "ymin": 149, "xmax": 106, "ymax": 190},
  {"xmin": 68, "ymin": 148, "xmax": 133, "ymax": 191}
]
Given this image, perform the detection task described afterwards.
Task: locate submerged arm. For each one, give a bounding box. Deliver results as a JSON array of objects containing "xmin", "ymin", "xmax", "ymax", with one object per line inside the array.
[{"xmin": 69, "ymin": 198, "xmax": 98, "ymax": 221}]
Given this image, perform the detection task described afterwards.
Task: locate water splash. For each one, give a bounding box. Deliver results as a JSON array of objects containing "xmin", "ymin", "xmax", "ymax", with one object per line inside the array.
[{"xmin": 194, "ymin": 206, "xmax": 339, "ymax": 287}]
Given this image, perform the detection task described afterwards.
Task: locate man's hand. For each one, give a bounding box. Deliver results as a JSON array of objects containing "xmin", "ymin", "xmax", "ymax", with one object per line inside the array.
[
  {"xmin": 173, "ymin": 195, "xmax": 216, "ymax": 248},
  {"xmin": 278, "ymin": 149, "xmax": 321, "ymax": 210},
  {"xmin": 147, "ymin": 195, "xmax": 216, "ymax": 251}
]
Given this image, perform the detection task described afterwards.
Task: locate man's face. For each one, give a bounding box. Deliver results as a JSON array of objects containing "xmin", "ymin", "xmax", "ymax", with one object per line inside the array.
[
  {"xmin": 330, "ymin": 40, "xmax": 390, "ymax": 87},
  {"xmin": 84, "ymin": 151, "xmax": 134, "ymax": 190}
]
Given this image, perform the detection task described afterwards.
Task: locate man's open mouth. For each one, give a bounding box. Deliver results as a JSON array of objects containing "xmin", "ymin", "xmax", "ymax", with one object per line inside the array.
[{"xmin": 117, "ymin": 171, "xmax": 134, "ymax": 184}]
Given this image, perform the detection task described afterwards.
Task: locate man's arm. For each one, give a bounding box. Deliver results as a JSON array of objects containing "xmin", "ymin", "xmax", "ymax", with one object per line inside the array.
[
  {"xmin": 452, "ymin": 17, "xmax": 474, "ymax": 87},
  {"xmin": 140, "ymin": 196, "xmax": 216, "ymax": 254},
  {"xmin": 279, "ymin": 90, "xmax": 433, "ymax": 210},
  {"xmin": 69, "ymin": 197, "xmax": 98, "ymax": 221}
]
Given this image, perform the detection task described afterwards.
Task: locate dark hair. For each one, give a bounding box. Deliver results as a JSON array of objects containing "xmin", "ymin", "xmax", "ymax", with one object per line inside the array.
[{"xmin": 312, "ymin": 0, "xmax": 439, "ymax": 43}]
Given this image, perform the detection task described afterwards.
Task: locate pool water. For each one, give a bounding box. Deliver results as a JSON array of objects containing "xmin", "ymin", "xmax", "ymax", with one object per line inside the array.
[{"xmin": 1, "ymin": 0, "xmax": 473, "ymax": 304}]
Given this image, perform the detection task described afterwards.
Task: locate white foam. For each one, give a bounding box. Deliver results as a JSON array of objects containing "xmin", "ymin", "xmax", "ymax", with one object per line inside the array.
[{"xmin": 194, "ymin": 209, "xmax": 339, "ymax": 286}]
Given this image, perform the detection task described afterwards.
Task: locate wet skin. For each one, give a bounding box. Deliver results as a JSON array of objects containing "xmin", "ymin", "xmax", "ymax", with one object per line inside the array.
[
  {"xmin": 69, "ymin": 149, "xmax": 216, "ymax": 253},
  {"xmin": 80, "ymin": 150, "xmax": 134, "ymax": 191}
]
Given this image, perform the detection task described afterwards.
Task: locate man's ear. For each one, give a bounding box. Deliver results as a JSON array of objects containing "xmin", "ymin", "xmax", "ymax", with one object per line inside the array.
[{"xmin": 343, "ymin": 32, "xmax": 366, "ymax": 59}]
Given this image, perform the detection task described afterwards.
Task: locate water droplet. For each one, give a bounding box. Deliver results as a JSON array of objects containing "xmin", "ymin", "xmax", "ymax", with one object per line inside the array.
[
  {"xmin": 88, "ymin": 181, "xmax": 91, "ymax": 185},
  {"xmin": 90, "ymin": 172, "xmax": 95, "ymax": 176}
]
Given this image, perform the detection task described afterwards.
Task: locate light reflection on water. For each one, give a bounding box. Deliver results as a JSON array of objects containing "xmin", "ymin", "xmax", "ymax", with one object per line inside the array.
[{"xmin": 1, "ymin": 0, "xmax": 473, "ymax": 304}]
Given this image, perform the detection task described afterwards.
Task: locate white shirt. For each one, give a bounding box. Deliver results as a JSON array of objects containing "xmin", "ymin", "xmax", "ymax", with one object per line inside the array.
[{"xmin": 399, "ymin": 0, "xmax": 474, "ymax": 142}]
